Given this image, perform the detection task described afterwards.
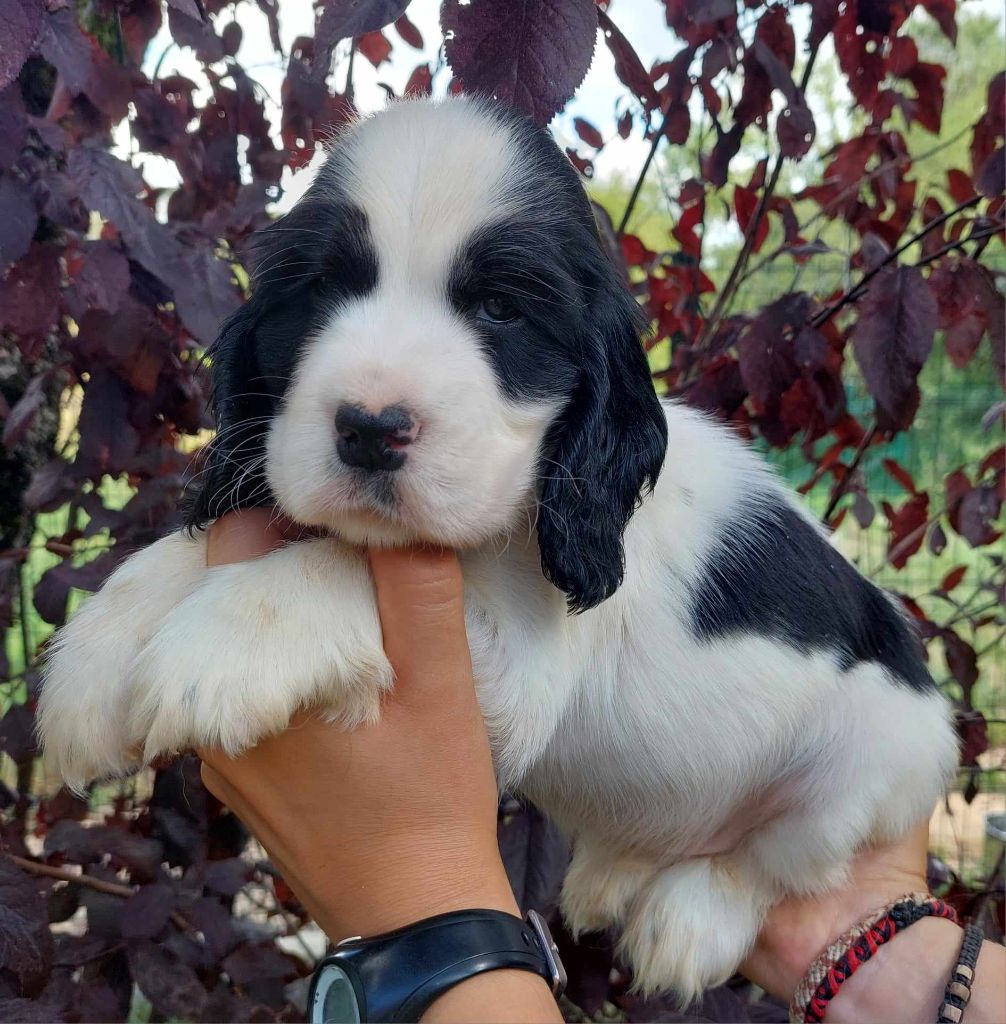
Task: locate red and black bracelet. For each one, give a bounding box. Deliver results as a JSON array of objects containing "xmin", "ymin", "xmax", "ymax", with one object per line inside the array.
[{"xmin": 801, "ymin": 896, "xmax": 958, "ymax": 1023}]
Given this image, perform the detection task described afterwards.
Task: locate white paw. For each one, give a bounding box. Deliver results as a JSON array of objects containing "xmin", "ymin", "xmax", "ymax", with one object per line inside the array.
[
  {"xmin": 561, "ymin": 846, "xmax": 655, "ymax": 935},
  {"xmin": 37, "ymin": 531, "xmax": 207, "ymax": 792},
  {"xmin": 126, "ymin": 539, "xmax": 391, "ymax": 760},
  {"xmin": 619, "ymin": 856, "xmax": 772, "ymax": 1006}
]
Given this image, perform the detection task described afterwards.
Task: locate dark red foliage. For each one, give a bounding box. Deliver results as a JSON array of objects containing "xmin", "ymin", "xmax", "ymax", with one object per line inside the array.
[
  {"xmin": 443, "ymin": 0, "xmax": 598, "ymax": 125},
  {"xmin": 0, "ymin": 0, "xmax": 1003, "ymax": 1019}
]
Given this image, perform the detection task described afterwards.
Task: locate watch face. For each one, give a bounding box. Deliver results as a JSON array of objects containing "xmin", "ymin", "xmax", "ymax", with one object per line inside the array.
[{"xmin": 311, "ymin": 963, "xmax": 362, "ymax": 1024}]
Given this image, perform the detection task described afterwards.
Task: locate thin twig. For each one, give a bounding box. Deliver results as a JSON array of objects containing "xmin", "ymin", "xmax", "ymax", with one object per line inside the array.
[
  {"xmin": 618, "ymin": 109, "xmax": 666, "ymax": 235},
  {"xmin": 822, "ymin": 421, "xmax": 879, "ymax": 525},
  {"xmin": 738, "ymin": 124, "xmax": 974, "ymax": 287},
  {"xmin": 915, "ymin": 222, "xmax": 1003, "ymax": 269},
  {"xmin": 697, "ymin": 47, "xmax": 821, "ymax": 349},
  {"xmin": 4, "ymin": 853, "xmax": 189, "ymax": 931},
  {"xmin": 809, "ymin": 195, "xmax": 983, "ymax": 330}
]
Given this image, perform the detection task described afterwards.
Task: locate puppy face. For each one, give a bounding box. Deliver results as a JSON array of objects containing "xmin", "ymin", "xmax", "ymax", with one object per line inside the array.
[{"xmin": 190, "ymin": 98, "xmax": 667, "ymax": 610}]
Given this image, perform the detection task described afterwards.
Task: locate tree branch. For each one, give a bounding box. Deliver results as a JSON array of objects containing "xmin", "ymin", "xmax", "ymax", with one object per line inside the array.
[
  {"xmin": 4, "ymin": 853, "xmax": 189, "ymax": 931},
  {"xmin": 809, "ymin": 195, "xmax": 983, "ymax": 330},
  {"xmin": 697, "ymin": 47, "xmax": 821, "ymax": 348},
  {"xmin": 822, "ymin": 421, "xmax": 878, "ymax": 525},
  {"xmin": 737, "ymin": 124, "xmax": 974, "ymax": 287},
  {"xmin": 618, "ymin": 101, "xmax": 669, "ymax": 235}
]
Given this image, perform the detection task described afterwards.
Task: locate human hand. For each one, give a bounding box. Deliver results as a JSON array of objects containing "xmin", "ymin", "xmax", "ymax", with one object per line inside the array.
[
  {"xmin": 741, "ymin": 822, "xmax": 1006, "ymax": 1024},
  {"xmin": 198, "ymin": 509, "xmax": 517, "ymax": 941},
  {"xmin": 740, "ymin": 821, "xmax": 931, "ymax": 1003}
]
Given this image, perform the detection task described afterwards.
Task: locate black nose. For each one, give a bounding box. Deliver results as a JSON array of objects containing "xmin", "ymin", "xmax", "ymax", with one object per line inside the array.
[{"xmin": 336, "ymin": 404, "xmax": 418, "ymax": 472}]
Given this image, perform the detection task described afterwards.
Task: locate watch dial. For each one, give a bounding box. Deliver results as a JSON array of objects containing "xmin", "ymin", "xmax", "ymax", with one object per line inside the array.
[{"xmin": 312, "ymin": 964, "xmax": 361, "ymax": 1024}]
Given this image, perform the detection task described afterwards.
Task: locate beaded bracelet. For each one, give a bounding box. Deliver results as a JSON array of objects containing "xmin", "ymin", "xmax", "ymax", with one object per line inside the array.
[
  {"xmin": 788, "ymin": 892, "xmax": 959, "ymax": 1023},
  {"xmin": 937, "ymin": 923, "xmax": 984, "ymax": 1024}
]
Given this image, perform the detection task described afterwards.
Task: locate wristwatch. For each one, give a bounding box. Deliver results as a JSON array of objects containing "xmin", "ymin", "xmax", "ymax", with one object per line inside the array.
[{"xmin": 308, "ymin": 908, "xmax": 567, "ymax": 1023}]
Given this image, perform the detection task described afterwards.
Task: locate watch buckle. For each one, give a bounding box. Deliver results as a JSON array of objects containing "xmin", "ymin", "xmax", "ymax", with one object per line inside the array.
[{"xmin": 525, "ymin": 909, "xmax": 567, "ymax": 997}]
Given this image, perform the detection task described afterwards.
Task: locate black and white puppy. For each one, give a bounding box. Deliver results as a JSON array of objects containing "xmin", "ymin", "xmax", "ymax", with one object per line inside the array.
[{"xmin": 39, "ymin": 97, "xmax": 957, "ymax": 1001}]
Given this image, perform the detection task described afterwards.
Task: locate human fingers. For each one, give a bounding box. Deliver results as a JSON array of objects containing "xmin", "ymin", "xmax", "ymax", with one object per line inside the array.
[{"xmin": 368, "ymin": 546, "xmax": 474, "ymax": 709}]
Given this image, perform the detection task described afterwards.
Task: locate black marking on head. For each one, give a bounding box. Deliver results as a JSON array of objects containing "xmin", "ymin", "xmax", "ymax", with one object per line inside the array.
[
  {"xmin": 445, "ymin": 107, "xmax": 669, "ymax": 612},
  {"xmin": 689, "ymin": 502, "xmax": 936, "ymax": 692},
  {"xmin": 183, "ymin": 196, "xmax": 378, "ymax": 528}
]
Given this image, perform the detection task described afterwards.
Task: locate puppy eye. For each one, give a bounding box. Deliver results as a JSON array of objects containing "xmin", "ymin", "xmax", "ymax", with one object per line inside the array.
[{"xmin": 475, "ymin": 294, "xmax": 520, "ymax": 324}]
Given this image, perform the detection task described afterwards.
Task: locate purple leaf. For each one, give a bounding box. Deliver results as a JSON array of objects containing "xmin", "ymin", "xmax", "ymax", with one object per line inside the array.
[
  {"xmin": 24, "ymin": 458, "xmax": 73, "ymax": 511},
  {"xmin": 0, "ymin": 175, "xmax": 36, "ymax": 268},
  {"xmin": 204, "ymin": 857, "xmax": 253, "ymax": 897},
  {"xmin": 0, "ymin": 860, "xmax": 53, "ymax": 996},
  {"xmin": 852, "ymin": 491, "xmax": 875, "ymax": 528},
  {"xmin": 977, "ymin": 145, "xmax": 1004, "ymax": 198},
  {"xmin": 34, "ymin": 549, "xmax": 123, "ymax": 626},
  {"xmin": 497, "ymin": 800, "xmax": 569, "ymax": 915},
  {"xmin": 313, "ymin": 0, "xmax": 411, "ymax": 81},
  {"xmin": 128, "ymin": 941, "xmax": 208, "ymax": 1020},
  {"xmin": 39, "ymin": 8, "xmax": 133, "ymax": 120},
  {"xmin": 0, "ymin": 243, "xmax": 60, "ymax": 342},
  {"xmin": 67, "ymin": 146, "xmax": 239, "ymax": 344},
  {"xmin": 0, "ymin": 702, "xmax": 36, "ymax": 761},
  {"xmin": 167, "ymin": 4, "xmax": 224, "ymax": 63},
  {"xmin": 188, "ymin": 897, "xmax": 239, "ymax": 960},
  {"xmin": 0, "ymin": 999, "xmax": 63, "ymax": 1022},
  {"xmin": 121, "ymin": 882, "xmax": 176, "ymax": 939},
  {"xmin": 777, "ymin": 103, "xmax": 815, "ymax": 159},
  {"xmin": 598, "ymin": 10, "xmax": 659, "ymax": 110},
  {"xmin": 63, "ymin": 240, "xmax": 130, "ymax": 318},
  {"xmin": 0, "ymin": 83, "xmax": 28, "ymax": 171},
  {"xmin": 736, "ymin": 293, "xmax": 810, "ymax": 407},
  {"xmin": 852, "ymin": 265, "xmax": 937, "ymax": 433},
  {"xmin": 44, "ymin": 820, "xmax": 164, "ymax": 880},
  {"xmin": 943, "ymin": 629, "xmax": 978, "ymax": 697},
  {"xmin": 0, "ymin": 0, "xmax": 45, "ymax": 91},
  {"xmin": 165, "ymin": 0, "xmax": 205, "ymax": 18},
  {"xmin": 51, "ymin": 933, "xmax": 107, "ymax": 966},
  {"xmin": 2, "ymin": 373, "xmax": 48, "ymax": 450},
  {"xmin": 443, "ymin": 0, "xmax": 598, "ymax": 126}
]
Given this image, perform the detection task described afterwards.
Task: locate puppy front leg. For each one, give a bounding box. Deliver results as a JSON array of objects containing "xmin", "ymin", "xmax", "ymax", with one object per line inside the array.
[
  {"xmin": 37, "ymin": 530, "xmax": 208, "ymax": 792},
  {"xmin": 127, "ymin": 538, "xmax": 392, "ymax": 761}
]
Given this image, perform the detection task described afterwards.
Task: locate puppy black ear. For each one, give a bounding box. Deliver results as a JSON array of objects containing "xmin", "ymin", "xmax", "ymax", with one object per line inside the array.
[
  {"xmin": 183, "ymin": 303, "xmax": 274, "ymax": 528},
  {"xmin": 538, "ymin": 284, "xmax": 667, "ymax": 612}
]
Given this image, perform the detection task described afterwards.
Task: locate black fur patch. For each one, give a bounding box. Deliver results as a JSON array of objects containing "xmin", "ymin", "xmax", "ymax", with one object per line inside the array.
[
  {"xmin": 689, "ymin": 502, "xmax": 935, "ymax": 691},
  {"xmin": 183, "ymin": 196, "xmax": 378, "ymax": 527}
]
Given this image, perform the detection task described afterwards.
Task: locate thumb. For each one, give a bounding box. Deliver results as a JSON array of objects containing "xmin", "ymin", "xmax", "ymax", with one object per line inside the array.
[{"xmin": 368, "ymin": 546, "xmax": 472, "ymax": 699}]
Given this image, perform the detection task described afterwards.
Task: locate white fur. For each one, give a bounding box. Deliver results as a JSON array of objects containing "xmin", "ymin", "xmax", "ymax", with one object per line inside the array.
[{"xmin": 37, "ymin": 98, "xmax": 958, "ymax": 1002}]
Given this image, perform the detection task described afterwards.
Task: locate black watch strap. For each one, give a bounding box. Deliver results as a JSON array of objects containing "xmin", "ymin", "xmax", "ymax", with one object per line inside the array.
[{"xmin": 310, "ymin": 908, "xmax": 566, "ymax": 1023}]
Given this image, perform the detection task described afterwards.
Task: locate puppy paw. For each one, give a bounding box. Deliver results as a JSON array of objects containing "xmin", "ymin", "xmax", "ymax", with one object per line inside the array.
[
  {"xmin": 561, "ymin": 846, "xmax": 655, "ymax": 935},
  {"xmin": 619, "ymin": 856, "xmax": 772, "ymax": 1006},
  {"xmin": 37, "ymin": 531, "xmax": 207, "ymax": 792},
  {"xmin": 127, "ymin": 538, "xmax": 391, "ymax": 760}
]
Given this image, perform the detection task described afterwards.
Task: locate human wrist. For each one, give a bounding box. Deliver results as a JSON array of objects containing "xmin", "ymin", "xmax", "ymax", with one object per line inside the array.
[
  {"xmin": 823, "ymin": 916, "xmax": 960, "ymax": 1022},
  {"xmin": 309, "ymin": 831, "xmax": 518, "ymax": 940}
]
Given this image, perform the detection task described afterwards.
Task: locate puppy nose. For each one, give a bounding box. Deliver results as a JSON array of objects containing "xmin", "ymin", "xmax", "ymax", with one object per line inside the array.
[{"xmin": 335, "ymin": 404, "xmax": 418, "ymax": 472}]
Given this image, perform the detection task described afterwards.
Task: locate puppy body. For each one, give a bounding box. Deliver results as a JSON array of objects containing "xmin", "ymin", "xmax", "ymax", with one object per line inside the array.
[{"xmin": 38, "ymin": 97, "xmax": 957, "ymax": 1002}]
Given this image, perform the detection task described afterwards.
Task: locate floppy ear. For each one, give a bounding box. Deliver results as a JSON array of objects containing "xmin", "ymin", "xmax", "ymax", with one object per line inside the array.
[
  {"xmin": 537, "ymin": 283, "xmax": 667, "ymax": 613},
  {"xmin": 183, "ymin": 302, "xmax": 275, "ymax": 528}
]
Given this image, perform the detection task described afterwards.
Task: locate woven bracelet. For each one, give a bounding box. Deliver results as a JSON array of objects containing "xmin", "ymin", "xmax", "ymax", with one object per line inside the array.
[
  {"xmin": 788, "ymin": 892, "xmax": 958, "ymax": 1023},
  {"xmin": 936, "ymin": 922, "xmax": 984, "ymax": 1024}
]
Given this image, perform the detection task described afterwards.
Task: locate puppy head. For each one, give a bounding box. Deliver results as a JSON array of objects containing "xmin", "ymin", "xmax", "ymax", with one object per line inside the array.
[{"xmin": 188, "ymin": 97, "xmax": 667, "ymax": 610}]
